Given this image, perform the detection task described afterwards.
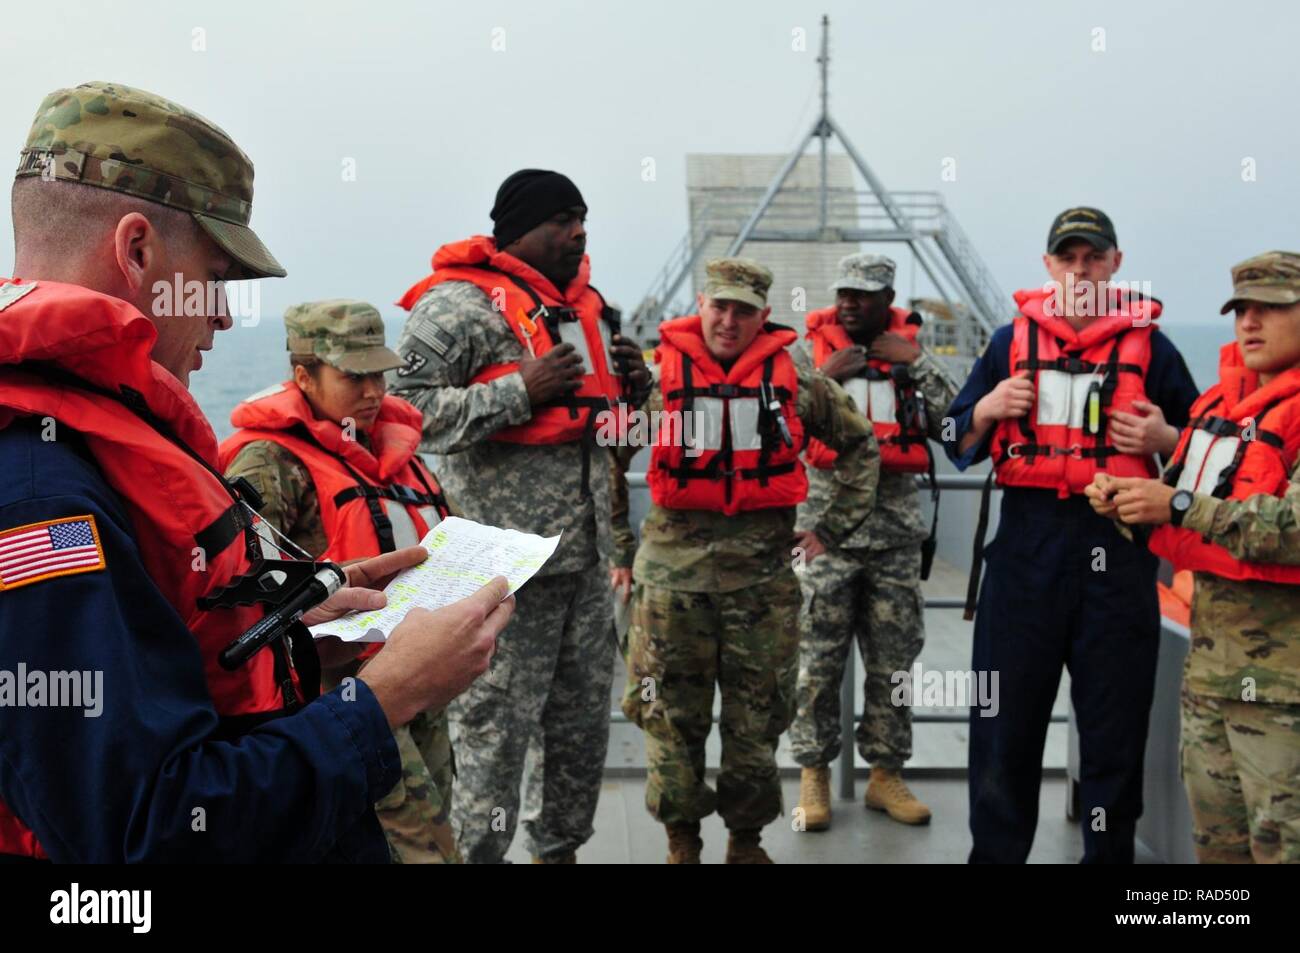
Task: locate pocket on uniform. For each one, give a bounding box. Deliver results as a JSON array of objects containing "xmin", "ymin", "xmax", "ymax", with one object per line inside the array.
[
  {"xmin": 766, "ymin": 659, "xmax": 800, "ymax": 740},
  {"xmin": 621, "ymin": 592, "xmax": 667, "ymax": 728}
]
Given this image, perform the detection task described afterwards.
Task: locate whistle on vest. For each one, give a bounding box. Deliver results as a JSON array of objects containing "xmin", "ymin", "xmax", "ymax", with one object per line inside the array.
[
  {"xmin": 890, "ymin": 365, "xmax": 927, "ymax": 433},
  {"xmin": 760, "ymin": 381, "xmax": 794, "ymax": 449},
  {"xmin": 599, "ymin": 301, "xmax": 630, "ymax": 401},
  {"xmin": 905, "ymin": 392, "xmax": 929, "ymax": 434},
  {"xmin": 1085, "ymin": 381, "xmax": 1103, "ymax": 436},
  {"xmin": 516, "ymin": 308, "xmax": 539, "ymax": 357}
]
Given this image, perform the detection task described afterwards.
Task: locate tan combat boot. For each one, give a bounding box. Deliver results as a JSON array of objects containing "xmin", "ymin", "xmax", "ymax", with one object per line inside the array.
[
  {"xmin": 797, "ymin": 765, "xmax": 832, "ymax": 831},
  {"xmin": 864, "ymin": 766, "xmax": 932, "ymax": 825},
  {"xmin": 725, "ymin": 829, "xmax": 774, "ymax": 864},
  {"xmin": 666, "ymin": 822, "xmax": 702, "ymax": 864}
]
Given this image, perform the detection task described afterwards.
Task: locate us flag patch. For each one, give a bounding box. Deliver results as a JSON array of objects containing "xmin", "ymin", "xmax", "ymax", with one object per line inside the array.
[{"xmin": 0, "ymin": 516, "xmax": 106, "ymax": 591}]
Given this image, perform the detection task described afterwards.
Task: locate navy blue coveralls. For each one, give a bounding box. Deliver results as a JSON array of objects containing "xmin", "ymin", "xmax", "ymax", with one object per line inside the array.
[
  {"xmin": 946, "ymin": 322, "xmax": 1199, "ymax": 863},
  {"xmin": 0, "ymin": 419, "xmax": 400, "ymax": 862}
]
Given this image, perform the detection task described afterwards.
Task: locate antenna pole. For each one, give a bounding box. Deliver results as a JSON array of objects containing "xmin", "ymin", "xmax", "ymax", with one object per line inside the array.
[{"xmin": 817, "ymin": 14, "xmax": 830, "ymax": 232}]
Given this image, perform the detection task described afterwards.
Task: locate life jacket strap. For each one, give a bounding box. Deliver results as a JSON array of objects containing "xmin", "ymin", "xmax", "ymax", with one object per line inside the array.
[
  {"xmin": 1014, "ymin": 356, "xmax": 1143, "ymax": 376},
  {"xmin": 963, "ymin": 470, "xmax": 996, "ymax": 621},
  {"xmin": 332, "ymin": 482, "xmax": 445, "ymax": 509}
]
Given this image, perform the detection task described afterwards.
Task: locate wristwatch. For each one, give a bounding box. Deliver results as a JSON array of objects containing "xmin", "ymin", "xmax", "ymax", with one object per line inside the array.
[{"xmin": 1169, "ymin": 489, "xmax": 1194, "ymax": 527}]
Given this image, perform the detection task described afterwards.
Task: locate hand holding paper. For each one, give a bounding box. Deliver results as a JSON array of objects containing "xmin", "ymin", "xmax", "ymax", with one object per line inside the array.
[{"xmin": 308, "ymin": 517, "xmax": 560, "ymax": 643}]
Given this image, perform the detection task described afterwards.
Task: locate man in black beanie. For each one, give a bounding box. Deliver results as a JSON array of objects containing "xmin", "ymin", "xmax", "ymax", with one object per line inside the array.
[{"xmin": 390, "ymin": 170, "xmax": 649, "ymax": 863}]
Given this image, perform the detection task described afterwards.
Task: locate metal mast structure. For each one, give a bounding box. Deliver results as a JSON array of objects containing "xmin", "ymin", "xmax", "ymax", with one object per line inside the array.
[{"xmin": 630, "ymin": 15, "xmax": 1009, "ymax": 360}]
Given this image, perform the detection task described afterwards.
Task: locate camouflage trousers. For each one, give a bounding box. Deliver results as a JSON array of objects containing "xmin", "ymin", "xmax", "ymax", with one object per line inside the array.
[
  {"xmin": 1181, "ymin": 687, "xmax": 1300, "ymax": 864},
  {"xmin": 325, "ymin": 666, "xmax": 460, "ymax": 864},
  {"xmin": 789, "ymin": 544, "xmax": 924, "ymax": 770},
  {"xmin": 449, "ymin": 565, "xmax": 614, "ymax": 863},
  {"xmin": 376, "ymin": 709, "xmax": 461, "ymax": 864},
  {"xmin": 622, "ymin": 573, "xmax": 800, "ymax": 831}
]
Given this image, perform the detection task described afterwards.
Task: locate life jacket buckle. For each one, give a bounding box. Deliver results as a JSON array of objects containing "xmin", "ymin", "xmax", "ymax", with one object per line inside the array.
[
  {"xmin": 230, "ymin": 475, "xmax": 265, "ymax": 512},
  {"xmin": 1201, "ymin": 415, "xmax": 1238, "ymax": 438},
  {"xmin": 1067, "ymin": 443, "xmax": 1084, "ymax": 459},
  {"xmin": 1006, "ymin": 442, "xmax": 1025, "ymax": 459}
]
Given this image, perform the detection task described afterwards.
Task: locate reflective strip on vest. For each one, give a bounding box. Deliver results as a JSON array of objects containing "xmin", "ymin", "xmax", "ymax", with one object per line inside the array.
[
  {"xmin": 383, "ymin": 499, "xmax": 421, "ymax": 550},
  {"xmin": 1036, "ymin": 369, "xmax": 1105, "ymax": 428},
  {"xmin": 690, "ymin": 397, "xmax": 763, "ymax": 452},
  {"xmin": 841, "ymin": 377, "xmax": 898, "ymax": 425},
  {"xmin": 417, "ymin": 505, "xmax": 443, "ymax": 532},
  {"xmin": 553, "ymin": 319, "xmax": 610, "ymax": 376},
  {"xmin": 1175, "ymin": 429, "xmax": 1241, "ymax": 494}
]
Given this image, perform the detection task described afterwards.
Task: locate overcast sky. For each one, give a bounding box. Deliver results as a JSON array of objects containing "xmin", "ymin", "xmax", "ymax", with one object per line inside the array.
[{"xmin": 2, "ymin": 0, "xmax": 1296, "ymax": 334}]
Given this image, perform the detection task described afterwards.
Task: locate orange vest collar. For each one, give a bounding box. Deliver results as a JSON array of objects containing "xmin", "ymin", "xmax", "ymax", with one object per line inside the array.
[
  {"xmin": 0, "ymin": 278, "xmax": 220, "ymax": 463},
  {"xmin": 228, "ymin": 383, "xmax": 424, "ymax": 483},
  {"xmin": 399, "ymin": 235, "xmax": 593, "ymax": 310},
  {"xmin": 1013, "ymin": 286, "xmax": 1161, "ymax": 349},
  {"xmin": 657, "ymin": 315, "xmax": 797, "ymax": 382}
]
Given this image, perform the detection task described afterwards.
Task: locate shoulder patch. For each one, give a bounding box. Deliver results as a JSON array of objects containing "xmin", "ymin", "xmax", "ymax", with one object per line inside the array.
[
  {"xmin": 397, "ymin": 349, "xmax": 429, "ymax": 378},
  {"xmin": 0, "ymin": 282, "xmax": 38, "ymax": 313},
  {"xmin": 411, "ymin": 321, "xmax": 460, "ymax": 360},
  {"xmin": 0, "ymin": 515, "xmax": 106, "ymax": 591}
]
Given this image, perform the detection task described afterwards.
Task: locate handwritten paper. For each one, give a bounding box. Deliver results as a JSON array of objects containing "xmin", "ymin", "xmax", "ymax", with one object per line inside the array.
[{"xmin": 308, "ymin": 517, "xmax": 559, "ymax": 643}]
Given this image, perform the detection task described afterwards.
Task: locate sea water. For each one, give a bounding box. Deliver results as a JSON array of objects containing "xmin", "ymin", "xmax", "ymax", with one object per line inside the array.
[{"xmin": 191, "ymin": 319, "xmax": 1232, "ymax": 443}]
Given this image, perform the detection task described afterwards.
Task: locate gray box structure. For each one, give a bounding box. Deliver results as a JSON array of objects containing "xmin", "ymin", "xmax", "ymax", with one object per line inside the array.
[{"xmin": 686, "ymin": 153, "xmax": 860, "ymax": 334}]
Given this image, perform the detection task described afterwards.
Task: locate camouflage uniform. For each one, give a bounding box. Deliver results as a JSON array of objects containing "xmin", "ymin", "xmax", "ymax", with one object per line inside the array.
[
  {"xmin": 789, "ymin": 255, "xmax": 959, "ymax": 770},
  {"xmin": 388, "ymin": 266, "xmax": 616, "ymax": 864},
  {"xmin": 1175, "ymin": 253, "xmax": 1300, "ymax": 864},
  {"xmin": 615, "ymin": 259, "xmax": 879, "ymax": 833},
  {"xmin": 224, "ymin": 300, "xmax": 460, "ymax": 864}
]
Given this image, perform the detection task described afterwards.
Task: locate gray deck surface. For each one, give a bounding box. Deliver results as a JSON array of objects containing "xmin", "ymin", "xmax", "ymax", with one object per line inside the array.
[{"xmin": 505, "ymin": 776, "xmax": 1080, "ymax": 864}]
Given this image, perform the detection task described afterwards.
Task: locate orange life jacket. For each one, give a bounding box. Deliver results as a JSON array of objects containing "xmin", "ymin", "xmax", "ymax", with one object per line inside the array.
[
  {"xmin": 219, "ymin": 383, "xmax": 449, "ymax": 561},
  {"xmin": 0, "ymin": 278, "xmax": 302, "ymax": 859},
  {"xmin": 803, "ymin": 306, "xmax": 931, "ymax": 473},
  {"xmin": 1148, "ymin": 343, "xmax": 1300, "ymax": 584},
  {"xmin": 647, "ymin": 315, "xmax": 807, "ymax": 515},
  {"xmin": 398, "ymin": 235, "xmax": 623, "ymax": 445},
  {"xmin": 990, "ymin": 287, "xmax": 1158, "ymax": 497}
]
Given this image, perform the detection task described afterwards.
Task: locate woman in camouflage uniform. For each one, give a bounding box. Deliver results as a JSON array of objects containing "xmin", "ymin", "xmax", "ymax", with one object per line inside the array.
[{"xmin": 222, "ymin": 299, "xmax": 460, "ymax": 864}]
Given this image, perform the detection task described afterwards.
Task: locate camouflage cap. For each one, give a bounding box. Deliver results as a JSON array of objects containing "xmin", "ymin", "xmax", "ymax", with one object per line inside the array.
[
  {"xmin": 703, "ymin": 257, "xmax": 772, "ymax": 309},
  {"xmin": 830, "ymin": 253, "xmax": 895, "ymax": 293},
  {"xmin": 285, "ymin": 300, "xmax": 402, "ymax": 374},
  {"xmin": 1219, "ymin": 251, "xmax": 1300, "ymax": 315},
  {"xmin": 16, "ymin": 81, "xmax": 285, "ymax": 280}
]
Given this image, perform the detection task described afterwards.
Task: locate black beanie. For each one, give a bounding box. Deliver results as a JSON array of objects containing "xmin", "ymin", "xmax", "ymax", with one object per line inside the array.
[{"xmin": 491, "ymin": 169, "xmax": 586, "ymax": 249}]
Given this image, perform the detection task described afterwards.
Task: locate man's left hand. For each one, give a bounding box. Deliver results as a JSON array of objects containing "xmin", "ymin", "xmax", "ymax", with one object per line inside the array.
[
  {"xmin": 302, "ymin": 545, "xmax": 428, "ymax": 627},
  {"xmin": 868, "ymin": 332, "xmax": 921, "ymax": 365},
  {"xmin": 1109, "ymin": 477, "xmax": 1177, "ymax": 525},
  {"xmin": 793, "ymin": 530, "xmax": 828, "ymax": 566},
  {"xmin": 1110, "ymin": 400, "xmax": 1179, "ymax": 457},
  {"xmin": 304, "ymin": 546, "xmax": 431, "ymax": 670},
  {"xmin": 611, "ymin": 334, "xmax": 652, "ymax": 403}
]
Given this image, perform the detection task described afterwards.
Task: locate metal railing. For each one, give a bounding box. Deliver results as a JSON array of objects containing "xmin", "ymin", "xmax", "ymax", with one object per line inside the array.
[{"xmin": 629, "ymin": 187, "xmax": 1013, "ymax": 360}]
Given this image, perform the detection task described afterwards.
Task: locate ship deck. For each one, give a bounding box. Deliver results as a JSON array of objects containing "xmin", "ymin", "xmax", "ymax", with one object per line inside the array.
[{"xmin": 502, "ymin": 556, "xmax": 1087, "ymax": 864}]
